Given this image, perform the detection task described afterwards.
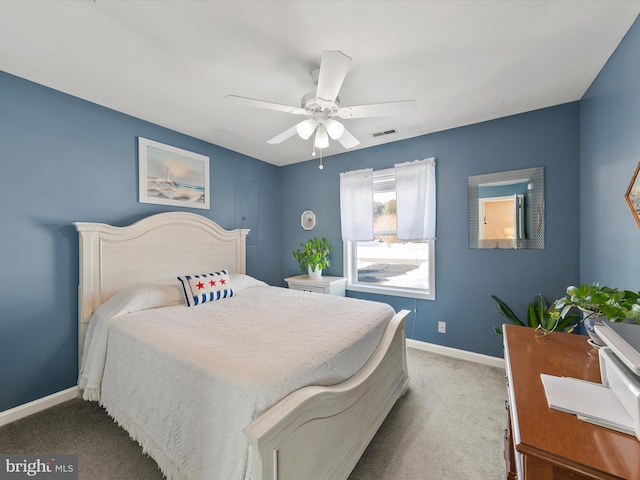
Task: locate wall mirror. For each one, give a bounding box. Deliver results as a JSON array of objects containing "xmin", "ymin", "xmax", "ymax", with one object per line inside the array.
[{"xmin": 468, "ymin": 166, "xmax": 544, "ymax": 249}]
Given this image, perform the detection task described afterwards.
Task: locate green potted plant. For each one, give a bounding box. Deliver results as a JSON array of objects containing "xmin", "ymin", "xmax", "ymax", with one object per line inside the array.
[
  {"xmin": 292, "ymin": 237, "xmax": 332, "ymax": 279},
  {"xmin": 552, "ymin": 282, "xmax": 640, "ymax": 345},
  {"xmin": 491, "ymin": 293, "xmax": 580, "ymax": 336},
  {"xmin": 553, "ymin": 282, "xmax": 640, "ymax": 323}
]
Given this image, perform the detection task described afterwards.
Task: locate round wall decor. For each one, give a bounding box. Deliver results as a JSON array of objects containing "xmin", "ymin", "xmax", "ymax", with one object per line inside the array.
[{"xmin": 301, "ymin": 210, "xmax": 316, "ymax": 230}]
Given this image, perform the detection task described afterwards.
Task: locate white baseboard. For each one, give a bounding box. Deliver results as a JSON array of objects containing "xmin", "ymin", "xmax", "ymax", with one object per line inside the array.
[
  {"xmin": 407, "ymin": 338, "xmax": 505, "ymax": 369},
  {"xmin": 0, "ymin": 386, "xmax": 79, "ymax": 427}
]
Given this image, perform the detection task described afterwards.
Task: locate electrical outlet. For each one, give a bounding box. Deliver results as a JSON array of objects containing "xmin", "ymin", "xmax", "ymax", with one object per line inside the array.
[{"xmin": 438, "ymin": 321, "xmax": 446, "ymax": 334}]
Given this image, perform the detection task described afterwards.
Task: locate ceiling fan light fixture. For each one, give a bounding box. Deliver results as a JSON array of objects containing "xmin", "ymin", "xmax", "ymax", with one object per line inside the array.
[
  {"xmin": 227, "ymin": 51, "xmax": 416, "ymax": 157},
  {"xmin": 296, "ymin": 119, "xmax": 316, "ymax": 140},
  {"xmin": 314, "ymin": 125, "xmax": 329, "ymax": 149},
  {"xmin": 324, "ymin": 118, "xmax": 345, "ymax": 140}
]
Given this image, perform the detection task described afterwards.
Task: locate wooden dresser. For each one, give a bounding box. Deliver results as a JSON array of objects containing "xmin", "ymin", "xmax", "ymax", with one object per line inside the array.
[{"xmin": 503, "ymin": 324, "xmax": 640, "ymax": 480}]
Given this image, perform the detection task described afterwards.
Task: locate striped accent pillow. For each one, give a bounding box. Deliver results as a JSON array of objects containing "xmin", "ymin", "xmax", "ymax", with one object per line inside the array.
[{"xmin": 177, "ymin": 270, "xmax": 234, "ymax": 307}]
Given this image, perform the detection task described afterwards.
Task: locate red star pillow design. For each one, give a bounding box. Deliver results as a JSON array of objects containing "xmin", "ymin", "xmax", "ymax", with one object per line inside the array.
[{"xmin": 177, "ymin": 270, "xmax": 234, "ymax": 307}]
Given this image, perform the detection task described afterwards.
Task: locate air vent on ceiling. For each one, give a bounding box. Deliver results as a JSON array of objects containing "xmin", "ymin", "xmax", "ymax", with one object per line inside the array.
[{"xmin": 371, "ymin": 129, "xmax": 398, "ymax": 138}]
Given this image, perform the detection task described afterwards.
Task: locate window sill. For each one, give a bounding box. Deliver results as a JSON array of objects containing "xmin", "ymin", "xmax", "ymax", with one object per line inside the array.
[{"xmin": 347, "ymin": 283, "xmax": 435, "ymax": 301}]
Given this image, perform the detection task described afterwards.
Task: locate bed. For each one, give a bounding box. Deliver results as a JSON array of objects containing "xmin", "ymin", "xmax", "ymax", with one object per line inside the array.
[{"xmin": 74, "ymin": 211, "xmax": 410, "ymax": 480}]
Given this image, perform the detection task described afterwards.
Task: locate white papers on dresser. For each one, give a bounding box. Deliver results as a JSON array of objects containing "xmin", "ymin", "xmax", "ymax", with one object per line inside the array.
[{"xmin": 540, "ymin": 374, "xmax": 635, "ymax": 436}]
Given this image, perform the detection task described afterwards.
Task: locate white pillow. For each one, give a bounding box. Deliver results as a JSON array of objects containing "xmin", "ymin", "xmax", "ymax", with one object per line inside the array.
[
  {"xmin": 95, "ymin": 284, "xmax": 184, "ymax": 320},
  {"xmin": 229, "ymin": 273, "xmax": 268, "ymax": 291}
]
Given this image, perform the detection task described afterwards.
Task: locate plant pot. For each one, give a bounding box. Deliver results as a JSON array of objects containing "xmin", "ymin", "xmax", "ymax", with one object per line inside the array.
[
  {"xmin": 307, "ymin": 265, "xmax": 322, "ymax": 279},
  {"xmin": 583, "ymin": 312, "xmax": 607, "ymax": 346}
]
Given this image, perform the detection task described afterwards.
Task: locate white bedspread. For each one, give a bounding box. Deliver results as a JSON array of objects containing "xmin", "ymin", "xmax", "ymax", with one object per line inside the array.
[{"xmin": 79, "ymin": 282, "xmax": 394, "ymax": 480}]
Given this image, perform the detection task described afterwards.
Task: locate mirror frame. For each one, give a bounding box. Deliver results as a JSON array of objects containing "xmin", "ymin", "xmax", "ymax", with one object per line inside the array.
[
  {"xmin": 625, "ymin": 160, "xmax": 640, "ymax": 229},
  {"xmin": 468, "ymin": 166, "xmax": 544, "ymax": 249}
]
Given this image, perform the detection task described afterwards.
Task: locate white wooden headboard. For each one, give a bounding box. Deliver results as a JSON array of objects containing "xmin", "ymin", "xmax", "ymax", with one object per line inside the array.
[{"xmin": 74, "ymin": 211, "xmax": 249, "ymax": 366}]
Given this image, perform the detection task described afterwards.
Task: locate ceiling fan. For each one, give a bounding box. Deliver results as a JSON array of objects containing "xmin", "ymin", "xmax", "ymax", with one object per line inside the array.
[{"xmin": 225, "ymin": 50, "xmax": 417, "ymax": 154}]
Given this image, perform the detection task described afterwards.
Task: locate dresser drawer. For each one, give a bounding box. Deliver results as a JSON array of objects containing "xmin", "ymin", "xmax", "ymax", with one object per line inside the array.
[{"xmin": 289, "ymin": 284, "xmax": 326, "ymax": 294}]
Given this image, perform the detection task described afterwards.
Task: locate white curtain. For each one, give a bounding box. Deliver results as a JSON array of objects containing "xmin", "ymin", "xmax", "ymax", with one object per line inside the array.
[
  {"xmin": 395, "ymin": 158, "xmax": 436, "ymax": 240},
  {"xmin": 339, "ymin": 168, "xmax": 374, "ymax": 241}
]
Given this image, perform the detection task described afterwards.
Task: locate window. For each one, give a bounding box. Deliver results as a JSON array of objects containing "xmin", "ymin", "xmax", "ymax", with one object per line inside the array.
[{"xmin": 344, "ymin": 168, "xmax": 435, "ymax": 300}]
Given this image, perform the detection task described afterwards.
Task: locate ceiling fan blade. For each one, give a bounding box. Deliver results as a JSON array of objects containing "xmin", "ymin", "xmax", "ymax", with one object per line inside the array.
[
  {"xmin": 337, "ymin": 100, "xmax": 417, "ymax": 119},
  {"xmin": 267, "ymin": 125, "xmax": 299, "ymax": 144},
  {"xmin": 225, "ymin": 95, "xmax": 306, "ymax": 115},
  {"xmin": 337, "ymin": 127, "xmax": 360, "ymax": 149},
  {"xmin": 315, "ymin": 50, "xmax": 352, "ymax": 103}
]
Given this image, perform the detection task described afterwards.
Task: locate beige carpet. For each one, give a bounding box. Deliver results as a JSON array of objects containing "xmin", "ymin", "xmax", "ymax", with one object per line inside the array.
[
  {"xmin": 349, "ymin": 348, "xmax": 507, "ymax": 480},
  {"xmin": 0, "ymin": 347, "xmax": 507, "ymax": 479}
]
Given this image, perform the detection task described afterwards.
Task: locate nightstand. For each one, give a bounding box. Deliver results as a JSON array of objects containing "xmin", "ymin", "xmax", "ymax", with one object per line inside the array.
[{"xmin": 284, "ymin": 275, "xmax": 347, "ymax": 296}]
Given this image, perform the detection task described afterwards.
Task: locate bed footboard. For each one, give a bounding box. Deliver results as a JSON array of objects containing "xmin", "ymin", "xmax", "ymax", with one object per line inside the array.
[{"xmin": 244, "ymin": 309, "xmax": 410, "ymax": 480}]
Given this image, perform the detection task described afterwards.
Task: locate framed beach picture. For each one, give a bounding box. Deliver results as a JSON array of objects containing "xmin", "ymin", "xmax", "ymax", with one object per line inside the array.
[
  {"xmin": 138, "ymin": 137, "xmax": 210, "ymax": 209},
  {"xmin": 625, "ymin": 160, "xmax": 640, "ymax": 228}
]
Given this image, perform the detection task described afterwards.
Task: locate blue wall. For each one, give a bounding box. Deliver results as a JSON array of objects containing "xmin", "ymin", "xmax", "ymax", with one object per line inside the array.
[
  {"xmin": 5, "ymin": 11, "xmax": 640, "ymax": 411},
  {"xmin": 281, "ymin": 103, "xmax": 581, "ymax": 358},
  {"xmin": 0, "ymin": 71, "xmax": 282, "ymax": 412},
  {"xmin": 478, "ymin": 182, "xmax": 528, "ymax": 198},
  {"xmin": 580, "ymin": 15, "xmax": 640, "ymax": 288}
]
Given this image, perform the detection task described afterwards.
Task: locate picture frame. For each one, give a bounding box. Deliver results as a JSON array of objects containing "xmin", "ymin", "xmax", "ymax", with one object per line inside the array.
[
  {"xmin": 301, "ymin": 210, "xmax": 316, "ymax": 230},
  {"xmin": 625, "ymin": 160, "xmax": 640, "ymax": 228},
  {"xmin": 138, "ymin": 137, "xmax": 210, "ymax": 209}
]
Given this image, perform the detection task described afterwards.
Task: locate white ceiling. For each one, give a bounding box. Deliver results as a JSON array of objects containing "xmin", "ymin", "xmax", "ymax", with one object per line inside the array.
[{"xmin": 1, "ymin": 1, "xmax": 639, "ymax": 167}]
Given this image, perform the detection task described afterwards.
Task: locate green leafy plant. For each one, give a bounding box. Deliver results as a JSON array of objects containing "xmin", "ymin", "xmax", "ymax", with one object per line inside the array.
[
  {"xmin": 553, "ymin": 282, "xmax": 640, "ymax": 324},
  {"xmin": 292, "ymin": 237, "xmax": 332, "ymax": 272},
  {"xmin": 491, "ymin": 293, "xmax": 580, "ymax": 335}
]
